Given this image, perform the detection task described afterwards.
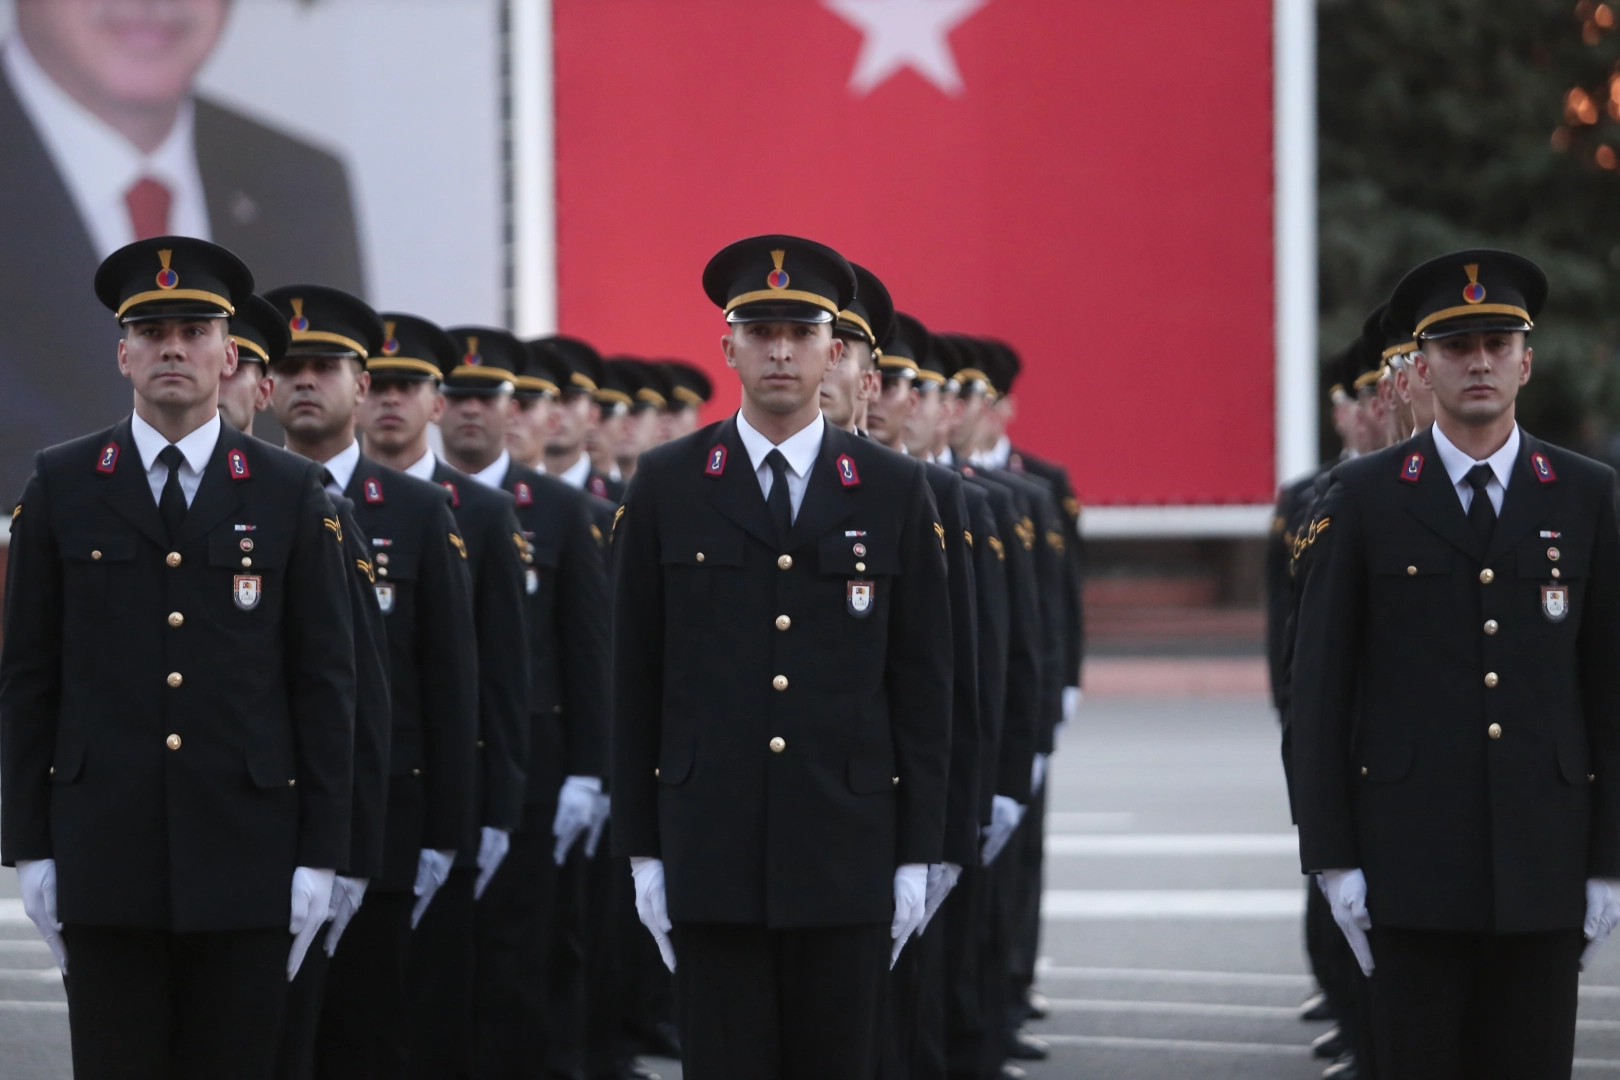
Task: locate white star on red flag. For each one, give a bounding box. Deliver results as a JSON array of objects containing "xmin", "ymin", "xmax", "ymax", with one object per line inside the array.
[{"xmin": 823, "ymin": 0, "xmax": 991, "ymax": 97}]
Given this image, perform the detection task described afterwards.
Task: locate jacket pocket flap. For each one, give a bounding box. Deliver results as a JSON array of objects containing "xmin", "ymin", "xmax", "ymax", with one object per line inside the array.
[
  {"xmin": 657, "ymin": 739, "xmax": 694, "ymax": 784},
  {"xmin": 246, "ymin": 746, "xmax": 293, "ymax": 790},
  {"xmin": 1559, "ymin": 743, "xmax": 1593, "ymax": 785},
  {"xmin": 62, "ymin": 532, "xmax": 136, "ymax": 563},
  {"xmin": 1359, "ymin": 741, "xmax": 1414, "ymax": 783},
  {"xmin": 51, "ymin": 738, "xmax": 84, "ymax": 783},
  {"xmin": 660, "ymin": 531, "xmax": 744, "ymax": 568}
]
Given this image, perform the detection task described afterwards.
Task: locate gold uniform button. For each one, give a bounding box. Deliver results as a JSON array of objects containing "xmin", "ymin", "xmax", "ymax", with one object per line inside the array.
[
  {"xmin": 776, "ymin": 615, "xmax": 791, "ymax": 631},
  {"xmin": 288, "ymin": 779, "xmax": 297, "ymax": 788},
  {"xmin": 241, "ymin": 557, "xmax": 252, "ymax": 568},
  {"xmin": 168, "ymin": 612, "xmax": 184, "ymax": 628},
  {"xmin": 1479, "ymin": 568, "xmax": 1494, "ymax": 584},
  {"xmin": 1552, "ymin": 568, "xmax": 1561, "ymax": 579},
  {"xmin": 855, "ymin": 561, "xmax": 866, "ymax": 573},
  {"xmin": 1488, "ymin": 723, "xmax": 1502, "ymax": 740},
  {"xmin": 1590, "ymin": 774, "xmax": 1598, "ymax": 783},
  {"xmin": 778, "ymin": 554, "xmax": 793, "ymax": 570},
  {"xmin": 696, "ymin": 552, "xmax": 706, "ymax": 563},
  {"xmin": 376, "ymin": 553, "xmax": 389, "ymax": 565},
  {"xmin": 377, "ymin": 567, "xmax": 389, "ymax": 577},
  {"xmin": 654, "ymin": 768, "xmax": 660, "ymax": 778},
  {"xmin": 166, "ymin": 734, "xmax": 182, "ymax": 751},
  {"xmin": 892, "ymin": 776, "xmax": 900, "ymax": 786},
  {"xmin": 1484, "ymin": 619, "xmax": 1498, "ymax": 635},
  {"xmin": 1484, "ymin": 672, "xmax": 1499, "ymax": 688},
  {"xmin": 412, "ymin": 768, "xmax": 422, "ymax": 777},
  {"xmin": 769, "ymin": 737, "xmax": 786, "ymax": 753},
  {"xmin": 91, "ymin": 550, "xmax": 103, "ymax": 561},
  {"xmin": 477, "ymin": 740, "xmax": 486, "ymax": 749},
  {"xmin": 1360, "ymin": 766, "xmax": 1369, "ymax": 776},
  {"xmin": 166, "ymin": 672, "xmax": 183, "ymax": 688},
  {"xmin": 1549, "ymin": 547, "xmax": 1561, "ymax": 561},
  {"xmin": 1406, "ymin": 565, "xmax": 1416, "ymax": 576},
  {"xmin": 166, "ymin": 551, "xmax": 182, "ymax": 567},
  {"xmin": 554, "ymin": 705, "xmax": 563, "ymax": 714},
  {"xmin": 48, "ymin": 767, "xmax": 54, "ymax": 776},
  {"xmin": 773, "ymin": 675, "xmax": 788, "ymax": 691}
]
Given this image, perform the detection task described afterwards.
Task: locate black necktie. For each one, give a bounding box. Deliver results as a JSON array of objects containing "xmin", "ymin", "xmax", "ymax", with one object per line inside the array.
[
  {"xmin": 765, "ymin": 449, "xmax": 792, "ymax": 543},
  {"xmin": 157, "ymin": 444, "xmax": 188, "ymax": 540},
  {"xmin": 321, "ymin": 468, "xmax": 337, "ymax": 491},
  {"xmin": 1465, "ymin": 464, "xmax": 1496, "ymax": 544}
]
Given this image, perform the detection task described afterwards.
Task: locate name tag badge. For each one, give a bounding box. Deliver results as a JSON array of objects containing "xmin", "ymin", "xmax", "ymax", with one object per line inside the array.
[
  {"xmin": 1542, "ymin": 584, "xmax": 1568, "ymax": 623},
  {"xmin": 847, "ymin": 579, "xmax": 875, "ymax": 618},
  {"xmin": 375, "ymin": 583, "xmax": 395, "ymax": 614},
  {"xmin": 233, "ymin": 574, "xmax": 262, "ymax": 611},
  {"xmin": 525, "ymin": 567, "xmax": 539, "ymax": 596}
]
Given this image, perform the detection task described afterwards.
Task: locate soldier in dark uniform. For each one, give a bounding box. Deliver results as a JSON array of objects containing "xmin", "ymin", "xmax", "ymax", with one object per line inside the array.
[
  {"xmin": 611, "ymin": 235, "xmax": 953, "ymax": 1078},
  {"xmin": 1293, "ymin": 250, "xmax": 1620, "ymax": 1079},
  {"xmin": 217, "ymin": 295, "xmax": 284, "ymax": 437},
  {"xmin": 660, "ymin": 360, "xmax": 714, "ymax": 442},
  {"xmin": 506, "ymin": 345, "xmax": 561, "ymax": 480},
  {"xmin": 261, "ymin": 285, "xmax": 480, "ymax": 1078},
  {"xmin": 1, "ymin": 237, "xmax": 356, "ymax": 1080},
  {"xmin": 535, "ymin": 335, "xmax": 623, "ymax": 502}
]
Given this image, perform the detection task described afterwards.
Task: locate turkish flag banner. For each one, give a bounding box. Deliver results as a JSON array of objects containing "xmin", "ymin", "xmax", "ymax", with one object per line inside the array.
[{"xmin": 553, "ymin": 0, "xmax": 1274, "ymax": 506}]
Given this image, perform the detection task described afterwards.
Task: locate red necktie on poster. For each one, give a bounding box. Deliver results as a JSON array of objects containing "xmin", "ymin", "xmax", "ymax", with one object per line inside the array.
[
  {"xmin": 125, "ymin": 177, "xmax": 172, "ymax": 241},
  {"xmin": 553, "ymin": 0, "xmax": 1276, "ymax": 507}
]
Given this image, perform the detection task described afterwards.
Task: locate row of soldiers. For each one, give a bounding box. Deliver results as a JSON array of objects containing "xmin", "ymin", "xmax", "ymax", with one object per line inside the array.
[
  {"xmin": 1267, "ymin": 249, "xmax": 1620, "ymax": 1080},
  {"xmin": 0, "ymin": 231, "xmax": 1084, "ymax": 1080}
]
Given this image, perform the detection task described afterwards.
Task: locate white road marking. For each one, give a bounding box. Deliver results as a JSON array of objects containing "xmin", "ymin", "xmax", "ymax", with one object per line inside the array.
[
  {"xmin": 1039, "ymin": 997, "xmax": 1620, "ymax": 1031},
  {"xmin": 0, "ymin": 1001, "xmax": 65, "ymax": 1012},
  {"xmin": 1043, "ymin": 889, "xmax": 1304, "ymax": 919},
  {"xmin": 1038, "ymin": 1033, "xmax": 1306, "ymax": 1056},
  {"xmin": 1045, "ymin": 812, "xmax": 1137, "ymax": 832},
  {"xmin": 0, "ymin": 901, "xmax": 27, "ymax": 926},
  {"xmin": 1046, "ymin": 833, "xmax": 1297, "ymax": 856},
  {"xmin": 1034, "ymin": 964, "xmax": 1311, "ymax": 988},
  {"xmin": 0, "ymin": 970, "xmax": 59, "ymax": 982}
]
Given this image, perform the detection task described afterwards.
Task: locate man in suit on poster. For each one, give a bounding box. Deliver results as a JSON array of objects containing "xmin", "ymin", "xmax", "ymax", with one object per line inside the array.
[{"xmin": 0, "ymin": 0, "xmax": 363, "ymax": 503}]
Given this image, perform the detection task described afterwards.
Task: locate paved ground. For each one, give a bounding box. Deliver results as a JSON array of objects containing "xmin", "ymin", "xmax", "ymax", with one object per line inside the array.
[{"xmin": 8, "ymin": 691, "xmax": 1620, "ymax": 1077}]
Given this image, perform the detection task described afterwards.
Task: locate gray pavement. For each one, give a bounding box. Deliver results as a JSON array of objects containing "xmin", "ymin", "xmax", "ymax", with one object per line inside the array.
[{"xmin": 7, "ymin": 693, "xmax": 1620, "ymax": 1077}]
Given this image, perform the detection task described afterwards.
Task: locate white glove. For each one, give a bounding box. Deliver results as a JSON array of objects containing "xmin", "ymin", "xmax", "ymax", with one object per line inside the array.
[
  {"xmin": 553, "ymin": 776, "xmax": 603, "ymax": 865},
  {"xmin": 891, "ymin": 863, "xmax": 928, "ymax": 968},
  {"xmin": 1320, "ymin": 868, "xmax": 1374, "ymax": 976},
  {"xmin": 630, "ymin": 856, "xmax": 676, "ymax": 972},
  {"xmin": 1584, "ymin": 878, "xmax": 1620, "ymax": 968},
  {"xmin": 919, "ymin": 862, "xmax": 962, "ymax": 936},
  {"xmin": 410, "ymin": 848, "xmax": 456, "ymax": 929},
  {"xmin": 475, "ymin": 827, "xmax": 511, "ymax": 900},
  {"xmin": 288, "ymin": 866, "xmax": 335, "ymax": 980},
  {"xmin": 17, "ymin": 859, "xmax": 66, "ymax": 975},
  {"xmin": 1058, "ymin": 686, "xmax": 1081, "ymax": 740},
  {"xmin": 980, "ymin": 794, "xmax": 1026, "ymax": 866},
  {"xmin": 324, "ymin": 876, "xmax": 368, "ymax": 957},
  {"xmin": 1031, "ymin": 753, "xmax": 1050, "ymax": 796},
  {"xmin": 584, "ymin": 793, "xmax": 612, "ymax": 859}
]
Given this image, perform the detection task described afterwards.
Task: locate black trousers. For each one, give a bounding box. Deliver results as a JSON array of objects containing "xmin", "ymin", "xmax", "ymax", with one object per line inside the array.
[
  {"xmin": 1004, "ymin": 782, "xmax": 1046, "ymax": 1030},
  {"xmin": 582, "ymin": 835, "xmax": 627, "ymax": 1079},
  {"xmin": 879, "ymin": 894, "xmax": 948, "ymax": 1080},
  {"xmin": 315, "ymin": 888, "xmax": 414, "ymax": 1080},
  {"xmin": 548, "ymin": 845, "xmax": 589, "ymax": 1079},
  {"xmin": 275, "ymin": 923, "xmax": 331, "ymax": 1080},
  {"xmin": 407, "ymin": 865, "xmax": 478, "ymax": 1079},
  {"xmin": 942, "ymin": 865, "xmax": 992, "ymax": 1080},
  {"xmin": 1305, "ymin": 881, "xmax": 1376, "ymax": 1071},
  {"xmin": 473, "ymin": 802, "xmax": 561, "ymax": 1079},
  {"xmin": 62, "ymin": 924, "xmax": 288, "ymax": 1080},
  {"xmin": 1369, "ymin": 927, "xmax": 1582, "ymax": 1080},
  {"xmin": 673, "ymin": 921, "xmax": 890, "ymax": 1080}
]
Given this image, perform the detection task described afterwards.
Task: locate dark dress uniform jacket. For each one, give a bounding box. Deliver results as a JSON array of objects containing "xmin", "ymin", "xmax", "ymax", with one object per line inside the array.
[
  {"xmin": 923, "ymin": 461, "xmax": 982, "ymax": 867},
  {"xmin": 335, "ymin": 497, "xmax": 392, "ymax": 880},
  {"xmin": 343, "ymin": 457, "xmax": 479, "ymax": 891},
  {"xmin": 1012, "ymin": 449, "xmax": 1085, "ymax": 693},
  {"xmin": 0, "ymin": 420, "xmax": 355, "ymax": 932},
  {"xmin": 433, "ymin": 462, "xmax": 531, "ymax": 843},
  {"xmin": 1292, "ymin": 428, "xmax": 1620, "ymax": 934},
  {"xmin": 611, "ymin": 417, "xmax": 953, "ymax": 927},
  {"xmin": 501, "ymin": 462, "xmax": 611, "ymax": 794},
  {"xmin": 962, "ymin": 482, "xmax": 1009, "ymax": 826}
]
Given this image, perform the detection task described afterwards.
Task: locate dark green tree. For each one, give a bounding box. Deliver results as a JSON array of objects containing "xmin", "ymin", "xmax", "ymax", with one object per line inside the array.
[{"xmin": 1320, "ymin": 0, "xmax": 1620, "ymax": 458}]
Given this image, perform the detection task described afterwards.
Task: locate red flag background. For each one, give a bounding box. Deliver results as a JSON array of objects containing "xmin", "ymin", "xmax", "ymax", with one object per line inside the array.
[{"xmin": 553, "ymin": 0, "xmax": 1274, "ymax": 506}]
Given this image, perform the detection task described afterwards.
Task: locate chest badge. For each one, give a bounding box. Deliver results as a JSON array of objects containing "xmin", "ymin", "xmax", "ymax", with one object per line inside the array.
[
  {"xmin": 233, "ymin": 574, "xmax": 262, "ymax": 611},
  {"xmin": 525, "ymin": 567, "xmax": 539, "ymax": 595},
  {"xmin": 847, "ymin": 579, "xmax": 875, "ymax": 618},
  {"xmin": 1542, "ymin": 584, "xmax": 1569, "ymax": 623},
  {"xmin": 375, "ymin": 583, "xmax": 395, "ymax": 614}
]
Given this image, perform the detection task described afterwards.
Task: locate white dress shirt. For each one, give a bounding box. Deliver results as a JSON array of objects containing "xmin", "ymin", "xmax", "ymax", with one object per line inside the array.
[
  {"xmin": 469, "ymin": 450, "xmax": 511, "ymax": 490},
  {"xmin": 555, "ymin": 453, "xmax": 592, "ymax": 491},
  {"xmin": 735, "ymin": 410, "xmax": 824, "ymax": 522},
  {"xmin": 404, "ymin": 448, "xmax": 437, "ymax": 482},
  {"xmin": 3, "ymin": 34, "xmax": 211, "ymax": 259},
  {"xmin": 935, "ymin": 446, "xmax": 955, "ymax": 467},
  {"xmin": 319, "ymin": 440, "xmax": 362, "ymax": 500},
  {"xmin": 1431, "ymin": 422, "xmax": 1518, "ymax": 516},
  {"xmin": 971, "ymin": 435, "xmax": 1012, "ymax": 469},
  {"xmin": 130, "ymin": 411, "xmax": 220, "ymax": 507}
]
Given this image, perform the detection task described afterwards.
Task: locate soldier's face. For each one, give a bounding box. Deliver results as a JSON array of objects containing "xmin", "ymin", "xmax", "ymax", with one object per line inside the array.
[
  {"xmin": 357, "ymin": 377, "xmax": 442, "ymax": 455},
  {"xmin": 724, "ymin": 321, "xmax": 841, "ymax": 417},
  {"xmin": 905, "ymin": 386, "xmax": 941, "ymax": 456},
  {"xmin": 666, "ymin": 405, "xmax": 700, "ymax": 440},
  {"xmin": 217, "ymin": 361, "xmax": 269, "ymax": 433},
  {"xmin": 819, "ymin": 337, "xmax": 867, "ymax": 429},
  {"xmin": 1414, "ymin": 331, "xmax": 1531, "ymax": 427},
  {"xmin": 119, "ymin": 316, "xmax": 236, "ymax": 411},
  {"xmin": 548, "ymin": 390, "xmax": 597, "ymax": 454},
  {"xmin": 866, "ymin": 377, "xmax": 918, "ymax": 447},
  {"xmin": 620, "ymin": 406, "xmax": 662, "ymax": 462},
  {"xmin": 441, "ymin": 392, "xmax": 514, "ymax": 462},
  {"xmin": 952, "ymin": 391, "xmax": 987, "ymax": 452},
  {"xmin": 268, "ymin": 354, "xmax": 367, "ymax": 441},
  {"xmin": 507, "ymin": 395, "xmax": 553, "ymax": 465},
  {"xmin": 17, "ymin": 0, "xmax": 230, "ymax": 108}
]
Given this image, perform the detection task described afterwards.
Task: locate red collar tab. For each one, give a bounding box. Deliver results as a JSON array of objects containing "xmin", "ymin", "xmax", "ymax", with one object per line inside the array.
[
  {"xmin": 441, "ymin": 480, "xmax": 460, "ymax": 507},
  {"xmin": 515, "ymin": 481, "xmax": 533, "ymax": 506},
  {"xmin": 227, "ymin": 448, "xmax": 250, "ymax": 481},
  {"xmin": 1400, "ymin": 453, "xmax": 1424, "ymax": 483},
  {"xmin": 1531, "ymin": 452, "xmax": 1557, "ymax": 484},
  {"xmin": 364, "ymin": 477, "xmax": 384, "ymax": 504},
  {"xmin": 837, "ymin": 453, "xmax": 861, "ymax": 487},
  {"xmin": 705, "ymin": 445, "xmax": 727, "ymax": 477},
  {"xmin": 589, "ymin": 476, "xmax": 608, "ymax": 498},
  {"xmin": 96, "ymin": 442, "xmax": 120, "ymax": 474}
]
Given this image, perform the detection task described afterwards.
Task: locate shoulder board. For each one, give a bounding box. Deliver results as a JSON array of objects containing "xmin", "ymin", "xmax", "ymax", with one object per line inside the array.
[
  {"xmin": 96, "ymin": 441, "xmax": 119, "ymax": 474},
  {"xmin": 227, "ymin": 447, "xmax": 250, "ymax": 480},
  {"xmin": 1400, "ymin": 452, "xmax": 1424, "ymax": 483},
  {"xmin": 364, "ymin": 477, "xmax": 384, "ymax": 504},
  {"xmin": 515, "ymin": 481, "xmax": 533, "ymax": 506},
  {"xmin": 837, "ymin": 453, "xmax": 861, "ymax": 487},
  {"xmin": 441, "ymin": 480, "xmax": 460, "ymax": 507},
  {"xmin": 1531, "ymin": 452, "xmax": 1557, "ymax": 484},
  {"xmin": 705, "ymin": 445, "xmax": 727, "ymax": 476}
]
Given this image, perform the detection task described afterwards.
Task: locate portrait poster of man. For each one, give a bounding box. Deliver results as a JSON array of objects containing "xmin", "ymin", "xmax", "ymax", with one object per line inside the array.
[{"xmin": 0, "ymin": 0, "xmax": 506, "ymax": 502}]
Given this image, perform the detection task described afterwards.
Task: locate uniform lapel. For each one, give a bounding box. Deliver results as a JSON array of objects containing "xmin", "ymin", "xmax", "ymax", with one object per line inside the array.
[
  {"xmin": 175, "ymin": 425, "xmax": 246, "ymax": 547},
  {"xmin": 703, "ymin": 416, "xmax": 779, "ymax": 549},
  {"xmin": 787, "ymin": 426, "xmax": 857, "ymax": 549},
  {"xmin": 1399, "ymin": 428, "xmax": 1483, "ymax": 562},
  {"xmin": 95, "ymin": 418, "xmax": 169, "ymax": 548},
  {"xmin": 1484, "ymin": 434, "xmax": 1552, "ymax": 566}
]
